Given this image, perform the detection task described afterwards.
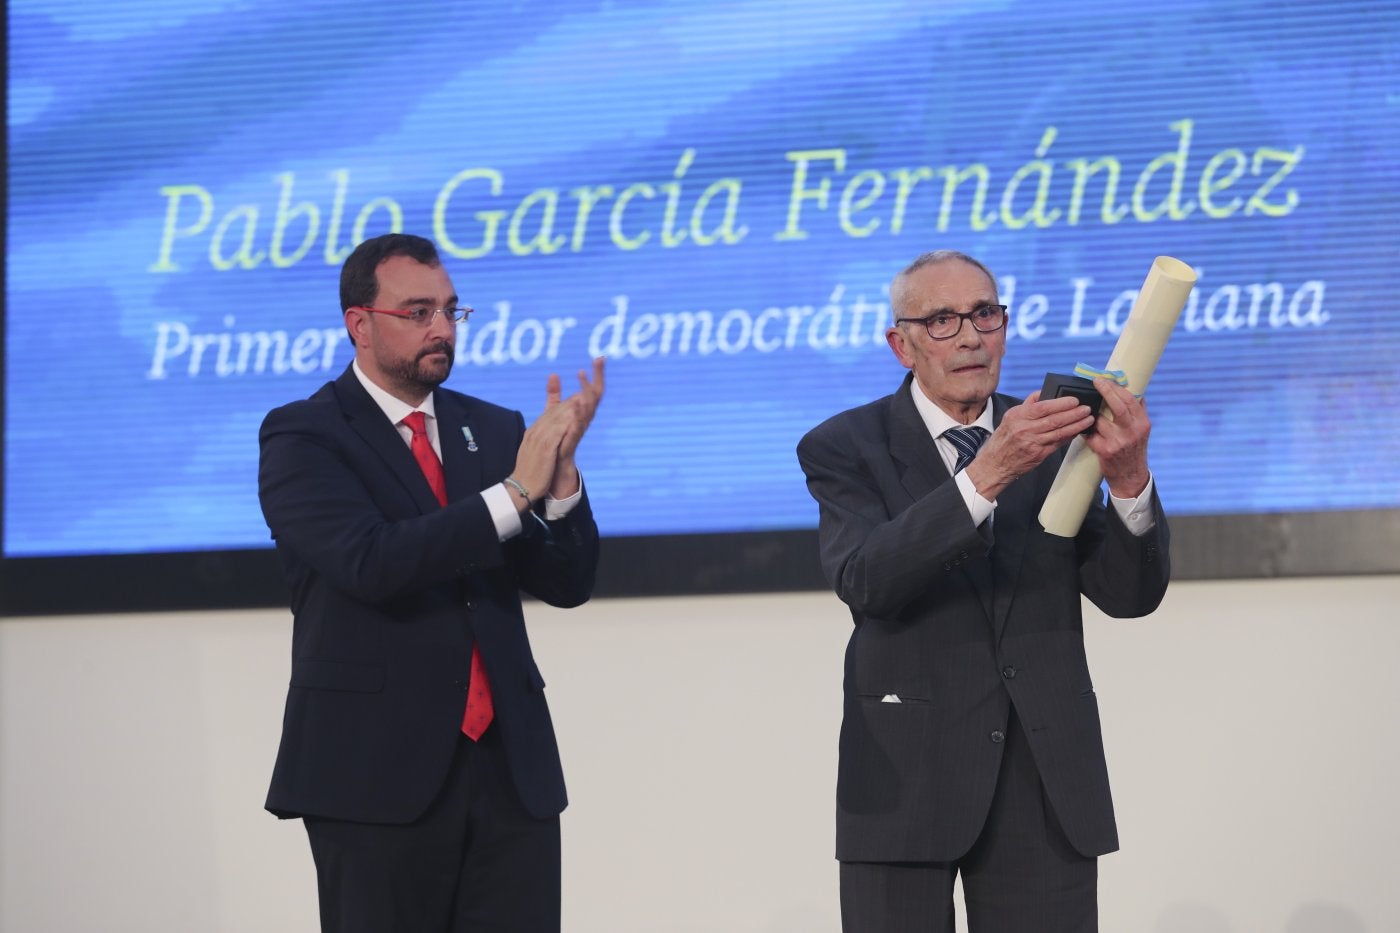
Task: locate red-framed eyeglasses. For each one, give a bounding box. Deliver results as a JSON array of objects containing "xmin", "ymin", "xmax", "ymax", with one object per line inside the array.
[{"xmin": 349, "ymin": 305, "xmax": 474, "ymax": 327}]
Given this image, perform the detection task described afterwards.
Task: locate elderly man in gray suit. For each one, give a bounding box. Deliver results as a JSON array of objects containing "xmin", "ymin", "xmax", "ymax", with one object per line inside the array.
[{"xmin": 797, "ymin": 250, "xmax": 1170, "ymax": 933}]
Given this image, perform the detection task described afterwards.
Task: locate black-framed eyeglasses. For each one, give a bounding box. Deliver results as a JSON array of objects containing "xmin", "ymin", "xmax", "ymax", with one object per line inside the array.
[
  {"xmin": 895, "ymin": 304, "xmax": 1007, "ymax": 340},
  {"xmin": 350, "ymin": 305, "xmax": 474, "ymax": 327}
]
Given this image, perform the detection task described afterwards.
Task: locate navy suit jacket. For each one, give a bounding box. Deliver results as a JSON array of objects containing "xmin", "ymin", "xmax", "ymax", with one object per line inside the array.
[
  {"xmin": 258, "ymin": 365, "xmax": 598, "ymax": 824},
  {"xmin": 797, "ymin": 374, "xmax": 1169, "ymax": 862}
]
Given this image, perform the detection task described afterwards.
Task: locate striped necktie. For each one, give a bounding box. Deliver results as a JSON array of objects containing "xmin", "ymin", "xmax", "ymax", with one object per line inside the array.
[{"xmin": 944, "ymin": 425, "xmax": 989, "ymax": 474}]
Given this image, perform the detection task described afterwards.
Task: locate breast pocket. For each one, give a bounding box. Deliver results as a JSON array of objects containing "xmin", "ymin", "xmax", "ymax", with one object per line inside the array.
[{"xmin": 855, "ymin": 692, "xmax": 932, "ymax": 707}]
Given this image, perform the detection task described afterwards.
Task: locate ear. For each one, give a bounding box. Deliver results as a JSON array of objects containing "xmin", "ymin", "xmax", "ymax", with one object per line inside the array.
[
  {"xmin": 886, "ymin": 326, "xmax": 914, "ymax": 369},
  {"xmin": 345, "ymin": 308, "xmax": 372, "ymax": 348}
]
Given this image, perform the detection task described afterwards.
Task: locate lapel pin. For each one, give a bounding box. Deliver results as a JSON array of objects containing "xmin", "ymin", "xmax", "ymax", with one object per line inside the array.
[{"xmin": 461, "ymin": 425, "xmax": 479, "ymax": 452}]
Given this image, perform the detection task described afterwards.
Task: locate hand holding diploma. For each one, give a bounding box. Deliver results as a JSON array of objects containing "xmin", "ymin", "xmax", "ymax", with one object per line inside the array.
[
  {"xmin": 1083, "ymin": 378, "xmax": 1152, "ymax": 499},
  {"xmin": 966, "ymin": 392, "xmax": 1093, "ymax": 502}
]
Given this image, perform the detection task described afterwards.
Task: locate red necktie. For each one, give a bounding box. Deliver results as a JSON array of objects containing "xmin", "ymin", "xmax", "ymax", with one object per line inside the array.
[{"xmin": 402, "ymin": 412, "xmax": 495, "ymax": 741}]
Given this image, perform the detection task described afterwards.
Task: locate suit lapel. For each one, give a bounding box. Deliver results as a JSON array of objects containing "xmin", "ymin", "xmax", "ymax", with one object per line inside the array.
[
  {"xmin": 888, "ymin": 374, "xmax": 950, "ymax": 504},
  {"xmin": 332, "ymin": 366, "xmax": 443, "ymax": 515},
  {"xmin": 888, "ymin": 375, "xmax": 995, "ymax": 622},
  {"xmin": 434, "ymin": 390, "xmax": 485, "ymax": 502},
  {"xmin": 988, "ymin": 394, "xmax": 1034, "ymax": 643}
]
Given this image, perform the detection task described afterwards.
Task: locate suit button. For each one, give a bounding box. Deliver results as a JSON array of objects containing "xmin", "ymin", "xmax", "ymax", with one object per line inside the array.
[
  {"xmin": 465, "ymin": 600, "xmax": 476, "ymax": 611},
  {"xmin": 990, "ymin": 730, "xmax": 1005, "ymax": 744},
  {"xmin": 943, "ymin": 561, "xmax": 952, "ymax": 571},
  {"xmin": 1001, "ymin": 666, "xmax": 1018, "ymax": 679}
]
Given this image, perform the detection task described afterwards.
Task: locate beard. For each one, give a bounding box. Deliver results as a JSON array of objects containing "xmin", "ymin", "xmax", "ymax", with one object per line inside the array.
[{"xmin": 382, "ymin": 340, "xmax": 454, "ymax": 394}]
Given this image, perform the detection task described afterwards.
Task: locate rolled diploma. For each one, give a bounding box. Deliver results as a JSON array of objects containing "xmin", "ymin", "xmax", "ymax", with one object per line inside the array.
[{"xmin": 1038, "ymin": 256, "xmax": 1197, "ymax": 537}]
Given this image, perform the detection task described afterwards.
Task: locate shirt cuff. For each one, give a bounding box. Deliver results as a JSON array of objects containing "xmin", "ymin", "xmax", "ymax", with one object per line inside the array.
[
  {"xmin": 544, "ymin": 479, "xmax": 583, "ymax": 521},
  {"xmin": 484, "ymin": 484, "xmax": 524, "ymax": 541},
  {"xmin": 955, "ymin": 469, "xmax": 996, "ymax": 527},
  {"xmin": 1109, "ymin": 474, "xmax": 1156, "ymax": 536}
]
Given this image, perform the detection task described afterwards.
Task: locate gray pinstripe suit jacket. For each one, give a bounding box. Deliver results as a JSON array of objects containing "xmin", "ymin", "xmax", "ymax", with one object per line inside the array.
[{"xmin": 797, "ymin": 373, "xmax": 1169, "ymax": 862}]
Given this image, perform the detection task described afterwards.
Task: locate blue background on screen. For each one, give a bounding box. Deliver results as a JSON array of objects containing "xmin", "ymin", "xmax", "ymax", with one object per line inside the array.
[{"xmin": 6, "ymin": 0, "xmax": 1399, "ymax": 556}]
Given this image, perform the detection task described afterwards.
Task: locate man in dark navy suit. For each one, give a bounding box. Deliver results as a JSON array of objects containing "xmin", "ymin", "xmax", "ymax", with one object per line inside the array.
[
  {"xmin": 797, "ymin": 250, "xmax": 1170, "ymax": 933},
  {"xmin": 259, "ymin": 233, "xmax": 603, "ymax": 932}
]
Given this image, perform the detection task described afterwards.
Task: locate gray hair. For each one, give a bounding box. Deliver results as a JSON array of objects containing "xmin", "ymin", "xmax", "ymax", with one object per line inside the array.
[{"xmin": 889, "ymin": 250, "xmax": 998, "ymax": 321}]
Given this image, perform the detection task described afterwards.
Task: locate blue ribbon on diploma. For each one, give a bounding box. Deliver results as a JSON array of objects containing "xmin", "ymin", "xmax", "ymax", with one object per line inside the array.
[
  {"xmin": 1072, "ymin": 363, "xmax": 1144, "ymax": 398},
  {"xmin": 1072, "ymin": 363, "xmax": 1129, "ymax": 386}
]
